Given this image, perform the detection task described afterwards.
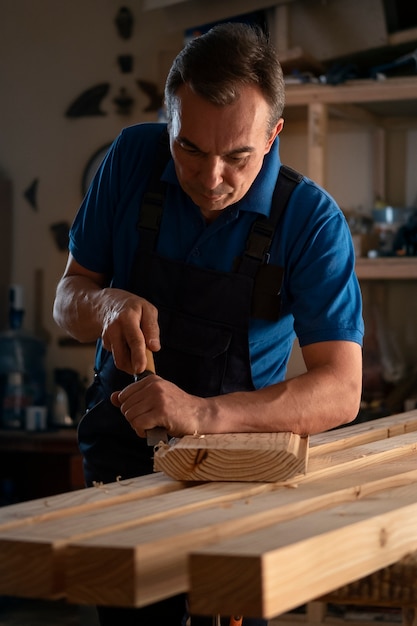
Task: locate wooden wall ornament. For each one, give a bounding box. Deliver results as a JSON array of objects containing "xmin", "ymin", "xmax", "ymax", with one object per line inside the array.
[
  {"xmin": 115, "ymin": 7, "xmax": 134, "ymax": 39},
  {"xmin": 65, "ymin": 83, "xmax": 110, "ymax": 118},
  {"xmin": 137, "ymin": 79, "xmax": 164, "ymax": 112},
  {"xmin": 23, "ymin": 178, "xmax": 39, "ymax": 210}
]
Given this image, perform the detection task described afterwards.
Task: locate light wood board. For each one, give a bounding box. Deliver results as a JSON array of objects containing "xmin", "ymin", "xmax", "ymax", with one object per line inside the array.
[
  {"xmin": 0, "ymin": 410, "xmax": 417, "ymax": 618},
  {"xmin": 153, "ymin": 432, "xmax": 309, "ymax": 482}
]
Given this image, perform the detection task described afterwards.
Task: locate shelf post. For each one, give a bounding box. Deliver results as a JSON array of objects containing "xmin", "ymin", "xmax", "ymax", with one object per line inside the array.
[{"xmin": 307, "ymin": 101, "xmax": 327, "ymax": 187}]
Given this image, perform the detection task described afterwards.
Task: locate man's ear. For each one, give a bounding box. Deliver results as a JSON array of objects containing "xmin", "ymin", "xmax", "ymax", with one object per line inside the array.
[{"xmin": 265, "ymin": 117, "xmax": 284, "ymax": 153}]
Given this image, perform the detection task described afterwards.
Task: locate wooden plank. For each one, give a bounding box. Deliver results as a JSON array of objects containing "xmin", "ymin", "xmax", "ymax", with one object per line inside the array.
[
  {"xmin": 0, "ymin": 429, "xmax": 416, "ymax": 601},
  {"xmin": 153, "ymin": 432, "xmax": 308, "ymax": 482},
  {"xmin": 153, "ymin": 410, "xmax": 417, "ymax": 483},
  {"xmin": 0, "ymin": 410, "xmax": 412, "ymax": 526},
  {"xmin": 188, "ymin": 481, "xmax": 417, "ymax": 619},
  {"xmin": 1, "ymin": 414, "xmax": 417, "ymax": 606},
  {"xmin": 302, "ymin": 431, "xmax": 417, "ymax": 482},
  {"xmin": 309, "ymin": 410, "xmax": 417, "ymax": 452},
  {"xmin": 0, "ymin": 481, "xmax": 275, "ymax": 599},
  {"xmin": 64, "ymin": 457, "xmax": 417, "ymax": 607},
  {"xmin": 0, "ymin": 472, "xmax": 185, "ymax": 532},
  {"xmin": 285, "ymin": 77, "xmax": 417, "ymax": 107}
]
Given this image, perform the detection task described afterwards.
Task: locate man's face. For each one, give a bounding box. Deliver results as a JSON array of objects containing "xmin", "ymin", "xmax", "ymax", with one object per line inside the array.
[{"xmin": 169, "ymin": 83, "xmax": 283, "ymax": 222}]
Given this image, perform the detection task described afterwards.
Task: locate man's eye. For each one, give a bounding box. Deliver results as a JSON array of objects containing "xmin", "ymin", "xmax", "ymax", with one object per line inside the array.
[
  {"xmin": 228, "ymin": 154, "xmax": 249, "ymax": 164},
  {"xmin": 180, "ymin": 143, "xmax": 198, "ymax": 154}
]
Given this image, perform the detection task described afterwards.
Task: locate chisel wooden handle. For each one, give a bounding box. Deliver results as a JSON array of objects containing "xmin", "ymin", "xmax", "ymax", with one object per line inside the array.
[
  {"xmin": 133, "ymin": 349, "xmax": 155, "ymax": 380},
  {"xmin": 137, "ymin": 349, "xmax": 168, "ymax": 447},
  {"xmin": 145, "ymin": 348, "xmax": 155, "ymax": 374}
]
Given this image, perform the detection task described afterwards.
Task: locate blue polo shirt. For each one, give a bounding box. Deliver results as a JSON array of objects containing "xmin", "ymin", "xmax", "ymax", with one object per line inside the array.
[{"xmin": 70, "ymin": 123, "xmax": 363, "ymax": 388}]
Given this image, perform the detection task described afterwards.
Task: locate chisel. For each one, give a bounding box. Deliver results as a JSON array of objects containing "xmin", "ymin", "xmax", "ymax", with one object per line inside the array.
[{"xmin": 134, "ymin": 349, "xmax": 169, "ymax": 446}]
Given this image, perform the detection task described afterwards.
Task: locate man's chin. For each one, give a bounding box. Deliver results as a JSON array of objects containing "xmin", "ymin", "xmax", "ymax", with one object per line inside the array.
[{"xmin": 198, "ymin": 193, "xmax": 232, "ymax": 212}]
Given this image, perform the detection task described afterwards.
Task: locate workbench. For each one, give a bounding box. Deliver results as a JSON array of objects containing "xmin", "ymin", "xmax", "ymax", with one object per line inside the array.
[{"xmin": 1, "ymin": 411, "xmax": 417, "ymax": 621}]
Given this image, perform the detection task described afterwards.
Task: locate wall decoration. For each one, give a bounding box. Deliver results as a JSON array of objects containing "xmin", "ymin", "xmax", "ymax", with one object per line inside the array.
[
  {"xmin": 137, "ymin": 79, "xmax": 164, "ymax": 112},
  {"xmin": 23, "ymin": 178, "xmax": 39, "ymax": 210},
  {"xmin": 113, "ymin": 87, "xmax": 134, "ymax": 115},
  {"xmin": 115, "ymin": 6, "xmax": 134, "ymax": 39},
  {"xmin": 117, "ymin": 54, "xmax": 133, "ymax": 73},
  {"xmin": 65, "ymin": 83, "xmax": 110, "ymax": 118}
]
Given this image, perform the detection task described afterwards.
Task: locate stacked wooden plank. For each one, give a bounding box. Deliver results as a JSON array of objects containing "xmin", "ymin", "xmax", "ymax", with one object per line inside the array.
[
  {"xmin": 1, "ymin": 411, "xmax": 417, "ymax": 620},
  {"xmin": 153, "ymin": 431, "xmax": 309, "ymax": 482}
]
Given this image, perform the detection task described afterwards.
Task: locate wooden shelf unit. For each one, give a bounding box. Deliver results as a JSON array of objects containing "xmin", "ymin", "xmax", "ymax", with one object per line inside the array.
[
  {"xmin": 284, "ymin": 76, "xmax": 417, "ymax": 188},
  {"xmin": 284, "ymin": 76, "xmax": 417, "ymax": 281}
]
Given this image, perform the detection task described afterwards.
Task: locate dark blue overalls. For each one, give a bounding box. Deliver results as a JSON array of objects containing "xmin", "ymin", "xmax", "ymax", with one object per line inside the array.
[{"xmin": 77, "ymin": 134, "xmax": 301, "ymax": 626}]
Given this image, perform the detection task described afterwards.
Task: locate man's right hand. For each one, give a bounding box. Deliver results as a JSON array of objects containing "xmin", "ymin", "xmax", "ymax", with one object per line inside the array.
[
  {"xmin": 101, "ymin": 289, "xmax": 160, "ymax": 375},
  {"xmin": 53, "ymin": 253, "xmax": 160, "ymax": 376}
]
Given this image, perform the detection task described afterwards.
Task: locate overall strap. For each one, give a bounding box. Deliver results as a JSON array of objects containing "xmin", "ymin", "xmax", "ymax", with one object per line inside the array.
[
  {"xmin": 236, "ymin": 164, "xmax": 303, "ymax": 278},
  {"xmin": 235, "ymin": 164, "xmax": 303, "ymax": 320},
  {"xmin": 136, "ymin": 129, "xmax": 170, "ymax": 254}
]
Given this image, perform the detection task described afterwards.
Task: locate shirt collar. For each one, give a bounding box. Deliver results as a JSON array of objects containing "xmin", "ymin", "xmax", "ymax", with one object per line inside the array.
[{"xmin": 162, "ymin": 135, "xmax": 281, "ymax": 219}]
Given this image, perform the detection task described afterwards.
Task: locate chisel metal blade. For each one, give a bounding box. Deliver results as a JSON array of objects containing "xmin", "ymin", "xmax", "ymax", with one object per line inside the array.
[
  {"xmin": 146, "ymin": 426, "xmax": 169, "ymax": 446},
  {"xmin": 134, "ymin": 349, "xmax": 169, "ymax": 446}
]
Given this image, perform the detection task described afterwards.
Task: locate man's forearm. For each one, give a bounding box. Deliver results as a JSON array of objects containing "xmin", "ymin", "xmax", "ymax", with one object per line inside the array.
[
  {"xmin": 53, "ymin": 275, "xmax": 105, "ymax": 343},
  {"xmin": 204, "ymin": 372, "xmax": 358, "ymax": 436},
  {"xmin": 202, "ymin": 342, "xmax": 363, "ymax": 436}
]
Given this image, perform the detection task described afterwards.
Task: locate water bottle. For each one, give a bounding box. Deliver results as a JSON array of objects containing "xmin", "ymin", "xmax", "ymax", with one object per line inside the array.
[
  {"xmin": 0, "ymin": 285, "xmax": 47, "ymax": 428},
  {"xmin": 1, "ymin": 371, "xmax": 25, "ymax": 429}
]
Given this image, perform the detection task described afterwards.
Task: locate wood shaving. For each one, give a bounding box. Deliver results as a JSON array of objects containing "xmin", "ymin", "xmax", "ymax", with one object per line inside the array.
[
  {"xmin": 116, "ymin": 475, "xmax": 134, "ymax": 486},
  {"xmin": 92, "ymin": 480, "xmax": 109, "ymax": 492}
]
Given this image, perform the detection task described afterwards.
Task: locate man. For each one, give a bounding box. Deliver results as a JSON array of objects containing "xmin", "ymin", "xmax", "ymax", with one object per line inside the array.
[{"xmin": 53, "ymin": 22, "xmax": 363, "ymax": 626}]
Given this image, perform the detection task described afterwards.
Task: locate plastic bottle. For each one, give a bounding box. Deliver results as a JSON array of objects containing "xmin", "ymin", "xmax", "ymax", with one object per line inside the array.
[
  {"xmin": 1, "ymin": 371, "xmax": 25, "ymax": 429},
  {"xmin": 52, "ymin": 384, "xmax": 72, "ymax": 427},
  {"xmin": 0, "ymin": 285, "xmax": 47, "ymax": 428}
]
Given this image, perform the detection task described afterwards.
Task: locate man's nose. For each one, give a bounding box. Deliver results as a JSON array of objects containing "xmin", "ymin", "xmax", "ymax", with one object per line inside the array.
[{"xmin": 199, "ymin": 156, "xmax": 224, "ymax": 189}]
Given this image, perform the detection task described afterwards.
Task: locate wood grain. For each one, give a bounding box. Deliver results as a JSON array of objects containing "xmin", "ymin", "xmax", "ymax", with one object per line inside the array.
[
  {"xmin": 1, "ymin": 411, "xmax": 417, "ymax": 615},
  {"xmin": 189, "ymin": 481, "xmax": 417, "ymax": 618},
  {"xmin": 153, "ymin": 432, "xmax": 309, "ymax": 482},
  {"xmin": 65, "ymin": 456, "xmax": 417, "ymax": 607}
]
